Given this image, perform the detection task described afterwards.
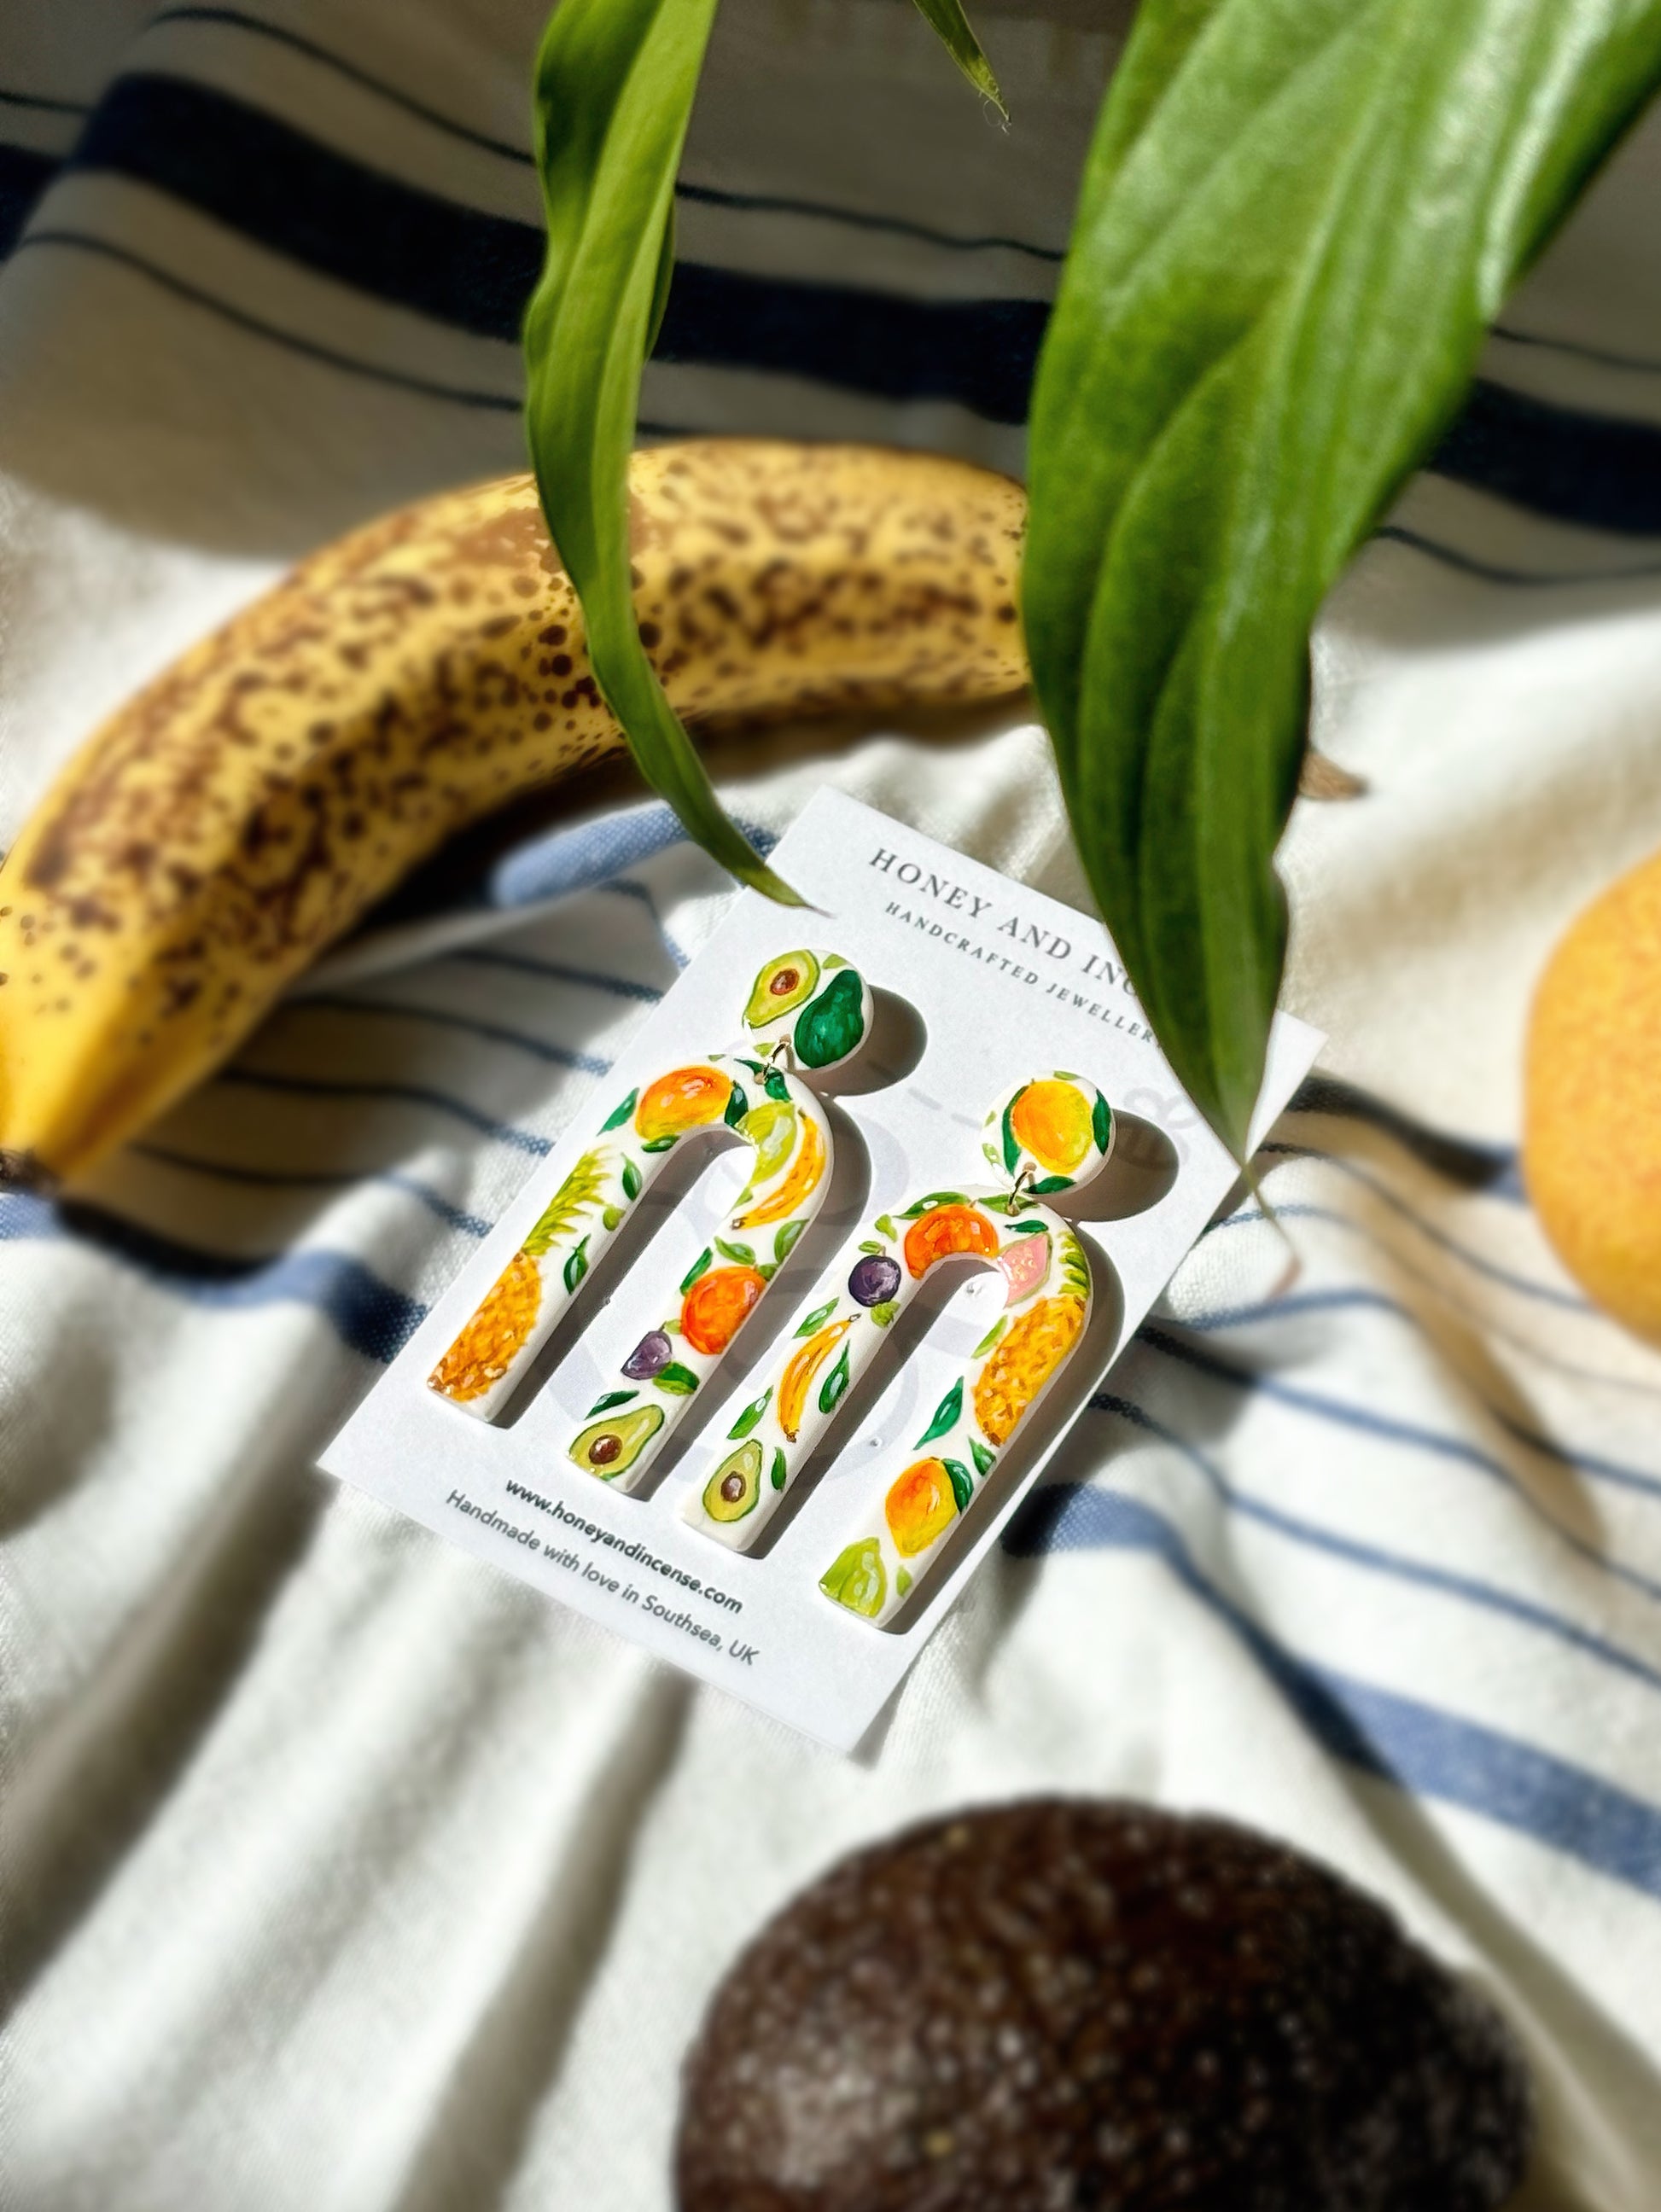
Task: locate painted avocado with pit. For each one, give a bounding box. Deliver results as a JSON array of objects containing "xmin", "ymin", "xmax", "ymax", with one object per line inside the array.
[
  {"xmin": 703, "ymin": 1439, "xmax": 764, "ymax": 1522},
  {"xmin": 745, "ymin": 952, "xmax": 819, "ymax": 1029},
  {"xmin": 570, "ymin": 1403, "xmax": 664, "ymax": 1478}
]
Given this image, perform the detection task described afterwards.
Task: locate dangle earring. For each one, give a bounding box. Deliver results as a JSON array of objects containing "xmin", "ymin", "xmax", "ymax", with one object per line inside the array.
[
  {"xmin": 685, "ymin": 1071, "xmax": 1114, "ymax": 1627},
  {"xmin": 428, "ymin": 949, "xmax": 871, "ymax": 1496}
]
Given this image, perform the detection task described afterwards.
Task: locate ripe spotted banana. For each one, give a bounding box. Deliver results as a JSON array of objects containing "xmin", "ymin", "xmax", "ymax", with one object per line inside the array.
[{"xmin": 0, "ymin": 439, "xmax": 1027, "ymax": 1188}]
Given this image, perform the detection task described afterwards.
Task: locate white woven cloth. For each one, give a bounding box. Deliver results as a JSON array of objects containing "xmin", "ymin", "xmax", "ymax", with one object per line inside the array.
[{"xmin": 4, "ymin": 4, "xmax": 1661, "ymax": 2205}]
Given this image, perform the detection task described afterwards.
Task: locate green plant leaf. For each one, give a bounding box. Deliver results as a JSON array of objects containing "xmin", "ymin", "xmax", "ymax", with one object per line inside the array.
[
  {"xmin": 601, "ymin": 1089, "xmax": 638, "ymax": 1132},
  {"xmin": 1024, "ymin": 0, "xmax": 1661, "ymax": 1155},
  {"xmin": 562, "ymin": 1235, "xmax": 590, "ymax": 1294},
  {"xmin": 523, "ymin": 0, "xmax": 803, "ymax": 908},
  {"xmin": 970, "ymin": 1435, "xmax": 996, "ymax": 1477},
  {"xmin": 770, "ymin": 1446, "xmax": 788, "ymax": 1492},
  {"xmin": 679, "ymin": 1246, "xmax": 713, "ymax": 1294},
  {"xmin": 796, "ymin": 1298, "xmax": 840, "ymax": 1338},
  {"xmin": 773, "ymin": 1218, "xmax": 807, "ymax": 1266},
  {"xmin": 910, "ymin": 0, "xmax": 1005, "ymax": 117},
  {"xmin": 941, "ymin": 1458, "xmax": 975, "ymax": 1513},
  {"xmin": 654, "ymin": 1362, "xmax": 701, "ymax": 1395},
  {"xmin": 716, "ymin": 1237, "xmax": 758, "ymax": 1268},
  {"xmin": 730, "ymin": 1387, "xmax": 772, "ymax": 1439},
  {"xmin": 586, "ymin": 1388, "xmax": 638, "ymax": 1417},
  {"xmin": 819, "ymin": 1342, "xmax": 852, "ymax": 1415},
  {"xmin": 621, "ymin": 1155, "xmax": 642, "ymax": 1202}
]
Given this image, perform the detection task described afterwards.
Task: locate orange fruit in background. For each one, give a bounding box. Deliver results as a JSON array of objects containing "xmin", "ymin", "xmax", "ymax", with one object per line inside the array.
[
  {"xmin": 1011, "ymin": 1079, "xmax": 1093, "ymax": 1174},
  {"xmin": 681, "ymin": 1265, "xmax": 767, "ymax": 1355},
  {"xmin": 885, "ymin": 1458, "xmax": 959, "ymax": 1556},
  {"xmin": 735, "ymin": 1111, "xmax": 825, "ymax": 1230},
  {"xmin": 904, "ymin": 1202, "xmax": 1000, "ymax": 1278},
  {"xmin": 636, "ymin": 1064, "xmax": 731, "ymax": 1142}
]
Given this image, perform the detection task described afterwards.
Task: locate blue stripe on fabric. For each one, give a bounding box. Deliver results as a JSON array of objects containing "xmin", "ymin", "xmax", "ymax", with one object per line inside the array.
[
  {"xmin": 603, "ymin": 881, "xmax": 692, "ymax": 971},
  {"xmin": 294, "ymin": 994, "xmax": 611, "ymax": 1076},
  {"xmin": 1077, "ymin": 1393, "xmax": 1661, "ymax": 1696},
  {"xmin": 1181, "ymin": 1283, "xmax": 1661, "ymax": 1407},
  {"xmin": 449, "ymin": 949, "xmax": 663, "ymax": 1004},
  {"xmin": 1283, "ymin": 1074, "xmax": 1520, "ymax": 1196},
  {"xmin": 1140, "ymin": 1327, "xmax": 1661, "ymax": 1603},
  {"xmin": 1227, "ymin": 1161, "xmax": 1588, "ymax": 1310},
  {"xmin": 216, "ymin": 1066, "xmax": 551, "ymax": 1154},
  {"xmin": 1003, "ymin": 1485, "xmax": 1661, "ymax": 1899},
  {"xmin": 0, "ymin": 142, "xmax": 58, "ymax": 255},
  {"xmin": 61, "ymin": 69, "xmax": 1661, "ymax": 540},
  {"xmin": 132, "ymin": 1142, "xmax": 492, "ymax": 1237},
  {"xmin": 15, "ymin": 230, "xmax": 521, "ymax": 409},
  {"xmin": 0, "ymin": 1190, "xmax": 423, "ymax": 1360},
  {"xmin": 487, "ymin": 804, "xmax": 776, "ymax": 909},
  {"xmin": 146, "ymin": 6, "xmax": 535, "ymax": 164}
]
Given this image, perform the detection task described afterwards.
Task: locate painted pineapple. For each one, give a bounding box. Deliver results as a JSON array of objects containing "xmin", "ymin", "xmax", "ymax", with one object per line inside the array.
[
  {"xmin": 972, "ymin": 1295, "xmax": 1087, "ymax": 1445},
  {"xmin": 428, "ymin": 1150, "xmax": 609, "ymax": 1402}
]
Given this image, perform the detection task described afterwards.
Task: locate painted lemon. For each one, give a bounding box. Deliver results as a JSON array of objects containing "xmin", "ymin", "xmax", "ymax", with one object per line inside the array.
[
  {"xmin": 739, "ymin": 1097, "xmax": 797, "ymax": 1185},
  {"xmin": 1011, "ymin": 1079, "xmax": 1093, "ymax": 1175},
  {"xmin": 885, "ymin": 1458, "xmax": 961, "ymax": 1557},
  {"xmin": 636, "ymin": 1065, "xmax": 731, "ymax": 1144}
]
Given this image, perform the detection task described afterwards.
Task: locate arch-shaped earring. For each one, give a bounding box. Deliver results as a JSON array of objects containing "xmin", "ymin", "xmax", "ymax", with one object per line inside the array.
[
  {"xmin": 428, "ymin": 951, "xmax": 871, "ymax": 1481},
  {"xmin": 684, "ymin": 1072, "xmax": 1114, "ymax": 1622}
]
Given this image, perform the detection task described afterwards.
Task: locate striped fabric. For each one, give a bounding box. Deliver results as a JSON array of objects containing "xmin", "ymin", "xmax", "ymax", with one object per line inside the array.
[{"xmin": 3, "ymin": 4, "xmax": 1660, "ymax": 2206}]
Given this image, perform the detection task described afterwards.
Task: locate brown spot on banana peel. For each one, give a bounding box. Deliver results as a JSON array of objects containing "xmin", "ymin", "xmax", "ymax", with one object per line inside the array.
[{"xmin": 0, "ymin": 439, "xmax": 1029, "ymax": 1185}]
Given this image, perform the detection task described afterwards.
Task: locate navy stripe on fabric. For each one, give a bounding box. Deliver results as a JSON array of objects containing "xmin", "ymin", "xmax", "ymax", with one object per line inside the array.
[
  {"xmin": 1076, "ymin": 1392, "xmax": 1661, "ymax": 1696},
  {"xmin": 0, "ymin": 1190, "xmax": 423, "ymax": 1360},
  {"xmin": 217, "ymin": 1066, "xmax": 552, "ymax": 1153},
  {"xmin": 1284, "ymin": 1074, "xmax": 1519, "ymax": 1196},
  {"xmin": 133, "ymin": 1141, "xmax": 492, "ymax": 1237},
  {"xmin": 15, "ymin": 230, "xmax": 522, "ymax": 408},
  {"xmin": 1004, "ymin": 1485, "xmax": 1661, "ymax": 1899},
  {"xmin": 147, "ymin": 6, "xmax": 535, "ymax": 165},
  {"xmin": 1438, "ymin": 380, "xmax": 1661, "ymax": 538},
  {"xmin": 0, "ymin": 143, "xmax": 58, "ymax": 255},
  {"xmin": 294, "ymin": 993, "xmax": 612, "ymax": 1075},
  {"xmin": 1141, "ymin": 1327, "xmax": 1661, "ymax": 1603},
  {"xmin": 448, "ymin": 949, "xmax": 663, "ymax": 1003}
]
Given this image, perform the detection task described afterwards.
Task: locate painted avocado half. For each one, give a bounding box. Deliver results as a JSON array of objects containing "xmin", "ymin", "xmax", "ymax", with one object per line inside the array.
[
  {"xmin": 794, "ymin": 966, "xmax": 866, "ymax": 1069},
  {"xmin": 745, "ymin": 951, "xmax": 819, "ymax": 1028},
  {"xmin": 703, "ymin": 1438, "xmax": 763, "ymax": 1522},
  {"xmin": 570, "ymin": 1402, "xmax": 664, "ymax": 1478}
]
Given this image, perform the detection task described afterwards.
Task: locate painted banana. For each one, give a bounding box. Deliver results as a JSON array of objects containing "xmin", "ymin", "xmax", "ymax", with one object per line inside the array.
[{"xmin": 0, "ymin": 439, "xmax": 1027, "ymax": 1188}]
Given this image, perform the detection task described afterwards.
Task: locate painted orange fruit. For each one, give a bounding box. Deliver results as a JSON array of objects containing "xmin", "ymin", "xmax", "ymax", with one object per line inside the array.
[
  {"xmin": 903, "ymin": 1202, "xmax": 1000, "ymax": 1279},
  {"xmin": 681, "ymin": 1264, "xmax": 767, "ymax": 1356},
  {"xmin": 885, "ymin": 1458, "xmax": 959, "ymax": 1557},
  {"xmin": 429, "ymin": 1249, "xmax": 542, "ymax": 1402},
  {"xmin": 1011, "ymin": 1080, "xmax": 1093, "ymax": 1175},
  {"xmin": 973, "ymin": 1295, "xmax": 1086, "ymax": 1444},
  {"xmin": 735, "ymin": 1110, "xmax": 825, "ymax": 1230},
  {"xmin": 636, "ymin": 1064, "xmax": 731, "ymax": 1143}
]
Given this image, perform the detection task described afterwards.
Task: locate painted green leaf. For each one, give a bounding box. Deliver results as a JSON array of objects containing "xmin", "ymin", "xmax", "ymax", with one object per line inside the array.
[
  {"xmin": 823, "ymin": 953, "xmax": 848, "ymax": 969},
  {"xmin": 941, "ymin": 1458, "xmax": 975, "ymax": 1513},
  {"xmin": 756, "ymin": 1262, "xmax": 778, "ymax": 1284},
  {"xmin": 621, "ymin": 1155, "xmax": 642, "ymax": 1202},
  {"xmin": 899, "ymin": 1191, "xmax": 968, "ymax": 1220},
  {"xmin": 773, "ymin": 1218, "xmax": 807, "ymax": 1266},
  {"xmin": 971, "ymin": 1315, "xmax": 1007, "ymax": 1359},
  {"xmin": 796, "ymin": 1298, "xmax": 840, "ymax": 1338},
  {"xmin": 730, "ymin": 1387, "xmax": 772, "ymax": 1439},
  {"xmin": 873, "ymin": 1214, "xmax": 896, "ymax": 1241},
  {"xmin": 724, "ymin": 1082, "xmax": 750, "ymax": 1128},
  {"xmin": 868, "ymin": 1300, "xmax": 898, "ymax": 1330},
  {"xmin": 522, "ymin": 0, "xmax": 802, "ymax": 910},
  {"xmin": 764, "ymin": 1067, "xmax": 791, "ymax": 1103},
  {"xmin": 1093, "ymin": 1091, "xmax": 1115, "ymax": 1155},
  {"xmin": 917, "ymin": 1377, "xmax": 964, "ymax": 1446},
  {"xmin": 910, "ymin": 0, "xmax": 1003, "ymax": 114},
  {"xmin": 640, "ymin": 1135, "xmax": 678, "ymax": 1154},
  {"xmin": 895, "ymin": 1565, "xmax": 913, "ymax": 1599},
  {"xmin": 858, "ymin": 1239, "xmax": 886, "ymax": 1257},
  {"xmin": 562, "ymin": 1236, "xmax": 590, "ymax": 1294},
  {"xmin": 1024, "ymin": 0, "xmax": 1661, "ymax": 1155},
  {"xmin": 1001, "ymin": 1097, "xmax": 1021, "ymax": 1175},
  {"xmin": 601, "ymin": 1089, "xmax": 638, "ymax": 1131},
  {"xmin": 770, "ymin": 1446, "xmax": 788, "ymax": 1492},
  {"xmin": 970, "ymin": 1435, "xmax": 997, "ymax": 1477},
  {"xmin": 679, "ymin": 1247, "xmax": 713, "ymax": 1294},
  {"xmin": 716, "ymin": 1237, "xmax": 758, "ymax": 1268},
  {"xmin": 587, "ymin": 1388, "xmax": 638, "ymax": 1417},
  {"xmin": 1008, "ymin": 1218, "xmax": 1048, "ymax": 1237},
  {"xmin": 819, "ymin": 1342, "xmax": 852, "ymax": 1415},
  {"xmin": 601, "ymin": 1204, "xmax": 624, "ymax": 1231},
  {"xmin": 654, "ymin": 1362, "xmax": 700, "ymax": 1395}
]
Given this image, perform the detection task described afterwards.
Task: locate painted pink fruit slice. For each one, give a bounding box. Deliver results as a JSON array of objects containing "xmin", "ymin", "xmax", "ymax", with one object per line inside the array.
[{"xmin": 997, "ymin": 1231, "xmax": 1052, "ymax": 1307}]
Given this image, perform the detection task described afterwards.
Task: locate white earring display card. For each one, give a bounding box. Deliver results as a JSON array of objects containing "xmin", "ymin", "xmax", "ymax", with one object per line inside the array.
[{"xmin": 322, "ymin": 791, "xmax": 1322, "ymax": 1749}]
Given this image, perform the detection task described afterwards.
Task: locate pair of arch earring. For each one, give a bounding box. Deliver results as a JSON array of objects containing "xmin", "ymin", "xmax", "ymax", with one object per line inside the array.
[{"xmin": 428, "ymin": 947, "xmax": 1114, "ymax": 1627}]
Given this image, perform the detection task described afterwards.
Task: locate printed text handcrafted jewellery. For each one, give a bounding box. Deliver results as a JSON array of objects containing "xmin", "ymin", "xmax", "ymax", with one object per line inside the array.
[
  {"xmin": 428, "ymin": 950, "xmax": 871, "ymax": 1496},
  {"xmin": 685, "ymin": 1072, "xmax": 1114, "ymax": 1627}
]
